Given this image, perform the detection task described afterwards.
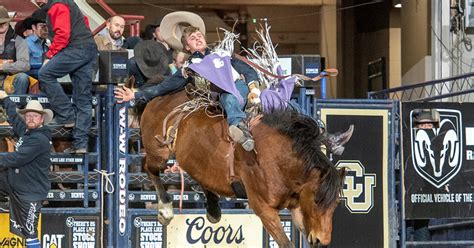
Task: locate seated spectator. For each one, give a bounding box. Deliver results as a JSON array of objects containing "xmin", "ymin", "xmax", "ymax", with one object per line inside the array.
[
  {"xmin": 25, "ymin": 17, "xmax": 49, "ymax": 78},
  {"xmin": 169, "ymin": 50, "xmax": 188, "ymax": 74},
  {"xmin": 0, "ymin": 6, "xmax": 30, "ymax": 95},
  {"xmin": 94, "ymin": 15, "xmax": 126, "ymax": 51},
  {"xmin": 14, "ymin": 18, "xmax": 33, "ymax": 39}
]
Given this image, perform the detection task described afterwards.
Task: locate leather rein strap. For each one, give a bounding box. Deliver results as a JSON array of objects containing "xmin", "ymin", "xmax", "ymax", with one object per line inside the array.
[{"xmin": 233, "ymin": 53, "xmax": 338, "ymax": 82}]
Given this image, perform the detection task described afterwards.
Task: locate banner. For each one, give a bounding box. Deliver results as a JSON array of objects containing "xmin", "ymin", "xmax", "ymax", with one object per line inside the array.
[
  {"xmin": 41, "ymin": 214, "xmax": 99, "ymax": 248},
  {"xmin": 166, "ymin": 214, "xmax": 263, "ymax": 247},
  {"xmin": 402, "ymin": 102, "xmax": 474, "ymax": 218},
  {"xmin": 319, "ymin": 104, "xmax": 394, "ymax": 248},
  {"xmin": 131, "ymin": 216, "xmax": 164, "ymax": 248},
  {"xmin": 0, "ymin": 213, "xmax": 41, "ymax": 247}
]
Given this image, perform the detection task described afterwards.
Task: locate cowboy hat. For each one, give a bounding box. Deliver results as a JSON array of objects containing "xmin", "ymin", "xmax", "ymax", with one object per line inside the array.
[
  {"xmin": 160, "ymin": 11, "xmax": 206, "ymax": 50},
  {"xmin": 133, "ymin": 40, "xmax": 170, "ymax": 79},
  {"xmin": 0, "ymin": 6, "xmax": 12, "ymax": 23},
  {"xmin": 17, "ymin": 100, "xmax": 54, "ymax": 125},
  {"xmin": 414, "ymin": 109, "xmax": 440, "ymax": 125}
]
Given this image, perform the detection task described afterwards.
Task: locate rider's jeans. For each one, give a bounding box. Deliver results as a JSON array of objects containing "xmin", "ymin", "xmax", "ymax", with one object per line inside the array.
[{"xmin": 219, "ymin": 79, "xmax": 249, "ymax": 126}]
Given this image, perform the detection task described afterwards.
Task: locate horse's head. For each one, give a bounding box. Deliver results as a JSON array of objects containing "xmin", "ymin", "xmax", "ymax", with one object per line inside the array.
[{"xmin": 299, "ymin": 167, "xmax": 345, "ymax": 247}]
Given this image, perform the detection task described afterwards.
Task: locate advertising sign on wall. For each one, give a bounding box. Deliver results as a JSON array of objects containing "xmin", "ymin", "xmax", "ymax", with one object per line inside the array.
[
  {"xmin": 166, "ymin": 214, "xmax": 263, "ymax": 247},
  {"xmin": 0, "ymin": 213, "xmax": 41, "ymax": 248},
  {"xmin": 402, "ymin": 102, "xmax": 474, "ymax": 218},
  {"xmin": 318, "ymin": 102, "xmax": 396, "ymax": 248},
  {"xmin": 131, "ymin": 216, "xmax": 164, "ymax": 247},
  {"xmin": 41, "ymin": 214, "xmax": 99, "ymax": 248}
]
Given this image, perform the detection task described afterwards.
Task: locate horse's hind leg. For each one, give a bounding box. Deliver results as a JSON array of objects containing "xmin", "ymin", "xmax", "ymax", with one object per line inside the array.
[
  {"xmin": 253, "ymin": 205, "xmax": 294, "ymax": 248},
  {"xmin": 202, "ymin": 188, "xmax": 221, "ymax": 223},
  {"xmin": 148, "ymin": 172, "xmax": 174, "ymax": 225}
]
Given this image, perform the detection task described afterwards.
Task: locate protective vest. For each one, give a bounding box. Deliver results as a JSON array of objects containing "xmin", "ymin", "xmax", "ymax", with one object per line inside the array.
[
  {"xmin": 44, "ymin": 0, "xmax": 94, "ymax": 46},
  {"xmin": 0, "ymin": 26, "xmax": 17, "ymax": 61}
]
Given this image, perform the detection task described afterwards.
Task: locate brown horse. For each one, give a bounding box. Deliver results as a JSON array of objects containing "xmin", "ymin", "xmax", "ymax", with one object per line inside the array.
[{"xmin": 140, "ymin": 89, "xmax": 345, "ymax": 248}]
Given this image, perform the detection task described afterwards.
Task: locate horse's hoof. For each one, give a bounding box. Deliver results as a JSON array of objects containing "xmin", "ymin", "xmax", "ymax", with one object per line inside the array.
[
  {"xmin": 206, "ymin": 205, "xmax": 221, "ymax": 224},
  {"xmin": 157, "ymin": 201, "xmax": 174, "ymax": 225},
  {"xmin": 157, "ymin": 215, "xmax": 172, "ymax": 225},
  {"xmin": 206, "ymin": 211, "xmax": 221, "ymax": 224}
]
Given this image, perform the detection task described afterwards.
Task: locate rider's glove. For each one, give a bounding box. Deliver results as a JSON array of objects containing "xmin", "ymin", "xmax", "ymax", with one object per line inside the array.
[{"xmin": 247, "ymin": 81, "xmax": 261, "ymax": 104}]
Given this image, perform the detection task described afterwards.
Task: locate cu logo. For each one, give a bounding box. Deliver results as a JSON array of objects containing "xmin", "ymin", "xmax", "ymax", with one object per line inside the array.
[
  {"xmin": 212, "ymin": 58, "xmax": 224, "ymax": 69},
  {"xmin": 336, "ymin": 160, "xmax": 376, "ymax": 213}
]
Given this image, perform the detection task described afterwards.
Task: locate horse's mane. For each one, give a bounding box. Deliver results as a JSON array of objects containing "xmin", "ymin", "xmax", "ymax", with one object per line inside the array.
[{"xmin": 262, "ymin": 109, "xmax": 344, "ymax": 208}]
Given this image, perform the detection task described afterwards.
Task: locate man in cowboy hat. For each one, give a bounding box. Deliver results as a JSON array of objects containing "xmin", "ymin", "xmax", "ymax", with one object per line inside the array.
[
  {"xmin": 413, "ymin": 109, "xmax": 440, "ymax": 129},
  {"xmin": 128, "ymin": 39, "xmax": 170, "ymax": 88},
  {"xmin": 33, "ymin": 0, "xmax": 98, "ymax": 154},
  {"xmin": 0, "ymin": 90, "xmax": 53, "ymax": 248},
  {"xmin": 24, "ymin": 10, "xmax": 49, "ymax": 79},
  {"xmin": 0, "ymin": 6, "xmax": 31, "ymax": 95}
]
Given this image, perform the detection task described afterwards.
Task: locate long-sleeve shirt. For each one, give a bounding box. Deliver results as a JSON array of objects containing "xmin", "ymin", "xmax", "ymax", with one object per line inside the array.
[
  {"xmin": 44, "ymin": 0, "xmax": 94, "ymax": 59},
  {"xmin": 134, "ymin": 49, "xmax": 259, "ymax": 103},
  {"xmin": 26, "ymin": 35, "xmax": 48, "ymax": 66},
  {"xmin": 0, "ymin": 98, "xmax": 52, "ymax": 201},
  {"xmin": 0, "ymin": 36, "xmax": 30, "ymax": 74}
]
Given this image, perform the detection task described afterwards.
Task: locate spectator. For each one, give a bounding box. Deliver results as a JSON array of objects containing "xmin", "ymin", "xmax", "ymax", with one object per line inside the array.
[
  {"xmin": 0, "ymin": 90, "xmax": 53, "ymax": 248},
  {"xmin": 143, "ymin": 19, "xmax": 173, "ymax": 65},
  {"xmin": 0, "ymin": 6, "xmax": 31, "ymax": 95},
  {"xmin": 25, "ymin": 17, "xmax": 49, "ymax": 78},
  {"xmin": 33, "ymin": 0, "xmax": 98, "ymax": 154},
  {"xmin": 129, "ymin": 40, "xmax": 170, "ymax": 88},
  {"xmin": 14, "ymin": 18, "xmax": 33, "ymax": 39},
  {"xmin": 94, "ymin": 15, "xmax": 125, "ymax": 51},
  {"xmin": 406, "ymin": 108, "xmax": 439, "ymax": 242},
  {"xmin": 413, "ymin": 109, "xmax": 439, "ymax": 129},
  {"xmin": 169, "ymin": 49, "xmax": 188, "ymax": 74}
]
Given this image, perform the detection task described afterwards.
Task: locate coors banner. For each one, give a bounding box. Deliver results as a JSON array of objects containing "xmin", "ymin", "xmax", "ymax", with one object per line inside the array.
[{"xmin": 403, "ymin": 102, "xmax": 474, "ymax": 219}]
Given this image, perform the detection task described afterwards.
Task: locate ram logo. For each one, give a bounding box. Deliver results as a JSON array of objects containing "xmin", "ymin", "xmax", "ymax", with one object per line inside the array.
[
  {"xmin": 336, "ymin": 160, "xmax": 376, "ymax": 213},
  {"xmin": 410, "ymin": 109, "xmax": 463, "ymax": 188}
]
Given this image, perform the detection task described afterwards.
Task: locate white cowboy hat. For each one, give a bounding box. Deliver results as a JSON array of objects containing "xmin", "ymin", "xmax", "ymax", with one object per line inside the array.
[
  {"xmin": 160, "ymin": 11, "xmax": 206, "ymax": 50},
  {"xmin": 17, "ymin": 100, "xmax": 54, "ymax": 125}
]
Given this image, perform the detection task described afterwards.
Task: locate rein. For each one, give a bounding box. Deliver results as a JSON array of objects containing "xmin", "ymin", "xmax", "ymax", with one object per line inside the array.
[{"xmin": 233, "ymin": 53, "xmax": 338, "ymax": 82}]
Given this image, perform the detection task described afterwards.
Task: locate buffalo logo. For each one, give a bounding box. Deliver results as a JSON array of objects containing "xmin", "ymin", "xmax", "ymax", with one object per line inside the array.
[
  {"xmin": 336, "ymin": 160, "xmax": 376, "ymax": 213},
  {"xmin": 410, "ymin": 109, "xmax": 463, "ymax": 188}
]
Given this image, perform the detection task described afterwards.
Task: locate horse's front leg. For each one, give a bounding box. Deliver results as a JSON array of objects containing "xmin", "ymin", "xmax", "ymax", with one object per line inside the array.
[
  {"xmin": 147, "ymin": 171, "xmax": 174, "ymax": 225},
  {"xmin": 202, "ymin": 188, "xmax": 221, "ymax": 223},
  {"xmin": 251, "ymin": 203, "xmax": 294, "ymax": 248},
  {"xmin": 290, "ymin": 207, "xmax": 305, "ymax": 234}
]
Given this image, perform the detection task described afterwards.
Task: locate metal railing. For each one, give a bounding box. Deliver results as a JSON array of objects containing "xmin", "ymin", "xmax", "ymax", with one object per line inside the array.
[{"xmin": 368, "ymin": 72, "xmax": 474, "ymax": 102}]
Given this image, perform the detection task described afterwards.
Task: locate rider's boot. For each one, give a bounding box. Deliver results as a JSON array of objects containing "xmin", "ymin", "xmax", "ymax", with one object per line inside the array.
[
  {"xmin": 228, "ymin": 121, "xmax": 255, "ymax": 151},
  {"xmin": 317, "ymin": 119, "xmax": 354, "ymax": 155}
]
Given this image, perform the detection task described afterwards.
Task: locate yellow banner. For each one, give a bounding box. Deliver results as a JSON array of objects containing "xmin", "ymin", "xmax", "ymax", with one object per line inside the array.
[
  {"xmin": 166, "ymin": 214, "xmax": 263, "ymax": 247},
  {"xmin": 0, "ymin": 213, "xmax": 42, "ymax": 247}
]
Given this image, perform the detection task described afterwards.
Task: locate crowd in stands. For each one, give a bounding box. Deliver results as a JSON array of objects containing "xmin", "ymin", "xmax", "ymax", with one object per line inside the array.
[{"xmin": 0, "ymin": 4, "xmax": 189, "ymax": 152}]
